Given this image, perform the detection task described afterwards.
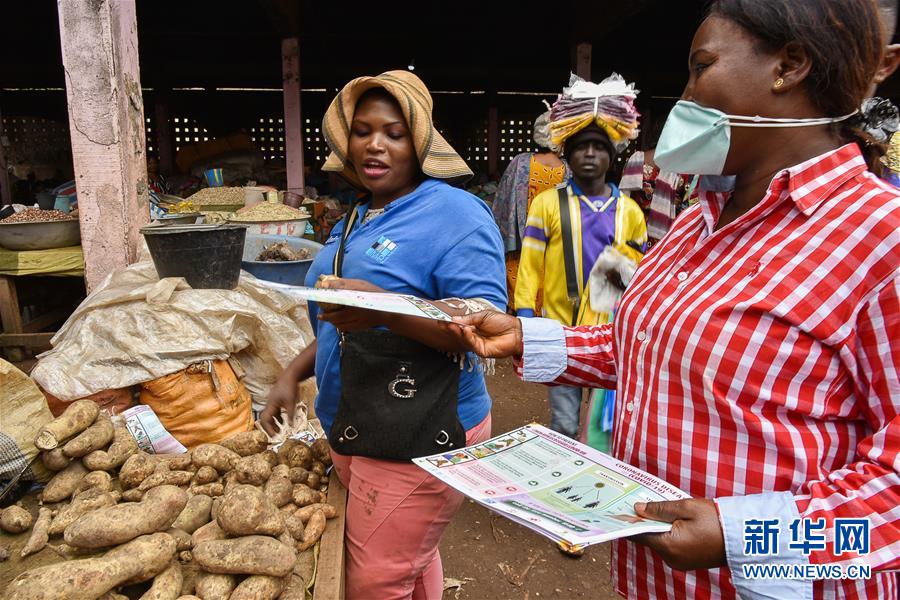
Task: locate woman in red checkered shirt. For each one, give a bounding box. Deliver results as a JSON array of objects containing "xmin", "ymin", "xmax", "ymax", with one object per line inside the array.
[{"xmin": 448, "ymin": 1, "xmax": 898, "ymax": 598}]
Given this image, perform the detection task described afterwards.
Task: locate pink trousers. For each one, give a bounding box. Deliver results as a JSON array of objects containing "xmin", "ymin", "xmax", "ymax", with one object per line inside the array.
[{"xmin": 330, "ymin": 414, "xmax": 492, "ymax": 600}]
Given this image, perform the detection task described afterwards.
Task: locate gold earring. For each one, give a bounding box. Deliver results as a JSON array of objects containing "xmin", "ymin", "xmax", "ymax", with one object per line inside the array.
[{"xmin": 774, "ymin": 77, "xmax": 785, "ymax": 88}]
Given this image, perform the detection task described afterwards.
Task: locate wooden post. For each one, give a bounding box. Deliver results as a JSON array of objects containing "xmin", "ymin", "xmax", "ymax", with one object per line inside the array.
[
  {"xmin": 0, "ymin": 276, "xmax": 24, "ymax": 361},
  {"xmin": 487, "ymin": 105, "xmax": 499, "ymax": 179},
  {"xmin": 0, "ymin": 104, "xmax": 11, "ymax": 205},
  {"xmin": 282, "ymin": 37, "xmax": 305, "ymax": 194},
  {"xmin": 575, "ymin": 42, "xmax": 592, "ymax": 80},
  {"xmin": 155, "ymin": 92, "xmax": 175, "ymax": 175},
  {"xmin": 58, "ymin": 0, "xmax": 149, "ymax": 291}
]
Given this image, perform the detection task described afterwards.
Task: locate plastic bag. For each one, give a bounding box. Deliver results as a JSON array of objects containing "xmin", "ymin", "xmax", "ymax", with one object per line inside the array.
[
  {"xmin": 121, "ymin": 405, "xmax": 188, "ymax": 454},
  {"xmin": 139, "ymin": 359, "xmax": 253, "ymax": 449},
  {"xmin": 30, "ymin": 259, "xmax": 317, "ymax": 413}
]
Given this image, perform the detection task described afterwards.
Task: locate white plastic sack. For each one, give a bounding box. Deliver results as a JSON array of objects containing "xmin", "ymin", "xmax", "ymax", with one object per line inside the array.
[{"xmin": 31, "ymin": 260, "xmax": 317, "ymax": 412}]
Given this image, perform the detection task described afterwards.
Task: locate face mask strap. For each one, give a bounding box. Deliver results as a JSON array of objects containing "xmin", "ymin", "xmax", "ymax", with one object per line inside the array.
[{"xmin": 726, "ymin": 111, "xmax": 858, "ymax": 128}]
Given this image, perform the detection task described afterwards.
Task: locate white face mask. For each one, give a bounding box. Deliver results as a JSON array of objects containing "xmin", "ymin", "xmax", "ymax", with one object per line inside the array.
[{"xmin": 654, "ymin": 100, "xmax": 858, "ymax": 175}]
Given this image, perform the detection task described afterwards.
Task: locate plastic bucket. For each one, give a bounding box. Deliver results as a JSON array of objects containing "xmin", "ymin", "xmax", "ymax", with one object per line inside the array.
[
  {"xmin": 35, "ymin": 192, "xmax": 56, "ymax": 209},
  {"xmin": 141, "ymin": 224, "xmax": 247, "ymax": 289}
]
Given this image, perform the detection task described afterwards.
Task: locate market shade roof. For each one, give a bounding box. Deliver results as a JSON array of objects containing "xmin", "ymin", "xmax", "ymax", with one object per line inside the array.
[{"xmin": 0, "ymin": 0, "xmax": 707, "ymax": 96}]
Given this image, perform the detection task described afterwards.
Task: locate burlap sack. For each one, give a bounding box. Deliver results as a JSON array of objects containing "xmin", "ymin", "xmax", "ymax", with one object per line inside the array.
[{"xmin": 0, "ymin": 359, "xmax": 53, "ymax": 483}]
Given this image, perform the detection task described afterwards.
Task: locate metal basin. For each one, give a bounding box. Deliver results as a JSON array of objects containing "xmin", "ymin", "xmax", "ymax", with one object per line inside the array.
[{"xmin": 0, "ymin": 219, "xmax": 81, "ymax": 251}]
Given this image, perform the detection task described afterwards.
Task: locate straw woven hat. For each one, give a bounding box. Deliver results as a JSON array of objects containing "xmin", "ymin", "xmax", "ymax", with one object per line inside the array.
[{"xmin": 322, "ymin": 70, "xmax": 472, "ymax": 188}]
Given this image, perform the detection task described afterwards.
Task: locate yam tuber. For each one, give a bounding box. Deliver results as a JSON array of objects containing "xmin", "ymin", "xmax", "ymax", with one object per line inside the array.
[
  {"xmin": 65, "ymin": 485, "xmax": 188, "ymax": 549},
  {"xmin": 234, "ymin": 452, "xmax": 272, "ymax": 486},
  {"xmin": 139, "ymin": 470, "xmax": 193, "ymax": 491},
  {"xmin": 230, "ymin": 575, "xmax": 284, "ymax": 600},
  {"xmin": 49, "ymin": 490, "xmax": 121, "ymax": 536},
  {"xmin": 34, "ymin": 399, "xmax": 100, "ymax": 451},
  {"xmin": 20, "ymin": 507, "xmax": 52, "ymax": 557},
  {"xmin": 277, "ymin": 439, "xmax": 299, "ymax": 465},
  {"xmin": 139, "ymin": 561, "xmax": 183, "ymax": 600},
  {"xmin": 190, "ymin": 520, "xmax": 227, "ymax": 547},
  {"xmin": 72, "ymin": 470, "xmax": 113, "ymax": 496},
  {"xmin": 119, "ymin": 452, "xmax": 158, "ymax": 489},
  {"xmin": 164, "ymin": 528, "xmax": 193, "ymax": 551},
  {"xmin": 280, "ymin": 442, "xmax": 313, "ymax": 469},
  {"xmin": 193, "ymin": 535, "xmax": 296, "ymax": 577},
  {"xmin": 6, "ymin": 532, "xmax": 176, "ymax": 600},
  {"xmin": 310, "ymin": 438, "xmax": 332, "ymax": 466},
  {"xmin": 189, "ymin": 482, "xmax": 223, "ymax": 497},
  {"xmin": 259, "ymin": 449, "xmax": 279, "ymax": 468},
  {"xmin": 0, "ymin": 505, "xmax": 33, "ymax": 533},
  {"xmin": 171, "ymin": 494, "xmax": 212, "ymax": 534},
  {"xmin": 41, "ymin": 448, "xmax": 70, "ymax": 471},
  {"xmin": 264, "ymin": 464, "xmax": 293, "ymax": 507},
  {"xmin": 298, "ymin": 509, "xmax": 326, "ymax": 551},
  {"xmin": 122, "ymin": 488, "xmax": 144, "ymax": 502},
  {"xmin": 83, "ymin": 423, "xmax": 138, "ymax": 471},
  {"xmin": 293, "ymin": 502, "xmax": 337, "ymax": 523},
  {"xmin": 219, "ymin": 430, "xmax": 268, "ymax": 457},
  {"xmin": 191, "ymin": 444, "xmax": 239, "ymax": 473},
  {"xmin": 216, "ymin": 484, "xmax": 284, "ymax": 536},
  {"xmin": 280, "ymin": 575, "xmax": 306, "ymax": 600},
  {"xmin": 62, "ymin": 415, "xmax": 115, "ymax": 458},
  {"xmin": 284, "ymin": 513, "xmax": 305, "ymax": 540},
  {"xmin": 194, "ymin": 572, "xmax": 237, "ymax": 600},
  {"xmin": 191, "ymin": 465, "xmax": 218, "ymax": 486},
  {"xmin": 41, "ymin": 461, "xmax": 89, "ymax": 503},
  {"xmin": 287, "ymin": 467, "xmax": 309, "ymax": 484},
  {"xmin": 291, "ymin": 484, "xmax": 321, "ymax": 507},
  {"xmin": 306, "ymin": 472, "xmax": 321, "ymax": 489},
  {"xmin": 310, "ymin": 461, "xmax": 326, "ymax": 477}
]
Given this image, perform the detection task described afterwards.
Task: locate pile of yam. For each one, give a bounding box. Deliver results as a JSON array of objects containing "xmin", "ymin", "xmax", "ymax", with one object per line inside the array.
[{"xmin": 2, "ymin": 400, "xmax": 337, "ymax": 600}]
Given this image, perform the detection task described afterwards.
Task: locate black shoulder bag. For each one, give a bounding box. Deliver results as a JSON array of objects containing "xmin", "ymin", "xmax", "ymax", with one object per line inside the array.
[
  {"xmin": 558, "ymin": 187, "xmax": 581, "ymax": 326},
  {"xmin": 328, "ymin": 204, "xmax": 467, "ymax": 460}
]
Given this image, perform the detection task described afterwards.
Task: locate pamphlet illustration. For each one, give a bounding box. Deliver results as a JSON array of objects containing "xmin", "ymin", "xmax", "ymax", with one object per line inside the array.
[
  {"xmin": 257, "ymin": 281, "xmax": 452, "ymax": 322},
  {"xmin": 414, "ymin": 424, "xmax": 689, "ymax": 547}
]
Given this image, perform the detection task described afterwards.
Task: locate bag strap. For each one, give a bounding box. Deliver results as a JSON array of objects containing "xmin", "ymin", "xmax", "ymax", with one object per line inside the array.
[
  {"xmin": 333, "ymin": 202, "xmax": 364, "ymax": 278},
  {"xmin": 557, "ymin": 186, "xmax": 580, "ymax": 326}
]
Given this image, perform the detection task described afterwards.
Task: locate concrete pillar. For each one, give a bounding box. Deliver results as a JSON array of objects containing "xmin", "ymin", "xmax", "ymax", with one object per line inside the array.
[
  {"xmin": 0, "ymin": 104, "xmax": 10, "ymax": 205},
  {"xmin": 154, "ymin": 93, "xmax": 175, "ymax": 175},
  {"xmin": 58, "ymin": 0, "xmax": 149, "ymax": 291},
  {"xmin": 575, "ymin": 42, "xmax": 592, "ymax": 80},
  {"xmin": 282, "ymin": 37, "xmax": 305, "ymax": 194}
]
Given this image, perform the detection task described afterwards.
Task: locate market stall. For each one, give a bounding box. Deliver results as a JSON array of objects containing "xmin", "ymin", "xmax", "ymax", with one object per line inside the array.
[
  {"xmin": 0, "ymin": 192, "xmax": 358, "ymax": 597},
  {"xmin": 0, "ymin": 207, "xmax": 85, "ymax": 362}
]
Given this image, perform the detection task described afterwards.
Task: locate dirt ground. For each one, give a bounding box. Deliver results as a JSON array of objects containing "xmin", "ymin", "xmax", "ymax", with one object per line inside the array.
[{"xmin": 439, "ymin": 360, "xmax": 620, "ymax": 600}]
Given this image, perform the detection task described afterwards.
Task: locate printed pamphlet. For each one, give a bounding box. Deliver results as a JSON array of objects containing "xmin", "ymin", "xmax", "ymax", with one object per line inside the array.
[
  {"xmin": 257, "ymin": 282, "xmax": 452, "ymax": 322},
  {"xmin": 414, "ymin": 424, "xmax": 689, "ymax": 547}
]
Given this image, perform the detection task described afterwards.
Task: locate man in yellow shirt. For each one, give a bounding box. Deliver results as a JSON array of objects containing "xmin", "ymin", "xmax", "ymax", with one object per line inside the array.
[{"xmin": 515, "ymin": 123, "xmax": 646, "ymax": 440}]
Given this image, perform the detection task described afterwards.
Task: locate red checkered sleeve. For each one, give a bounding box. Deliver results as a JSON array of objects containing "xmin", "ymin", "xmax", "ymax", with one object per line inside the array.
[
  {"xmin": 554, "ymin": 325, "xmax": 618, "ymax": 389},
  {"xmin": 513, "ymin": 321, "xmax": 617, "ymax": 390},
  {"xmin": 796, "ymin": 277, "xmax": 900, "ymax": 569}
]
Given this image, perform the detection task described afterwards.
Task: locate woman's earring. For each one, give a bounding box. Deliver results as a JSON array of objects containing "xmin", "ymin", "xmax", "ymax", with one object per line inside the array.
[{"xmin": 774, "ymin": 77, "xmax": 785, "ymax": 89}]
